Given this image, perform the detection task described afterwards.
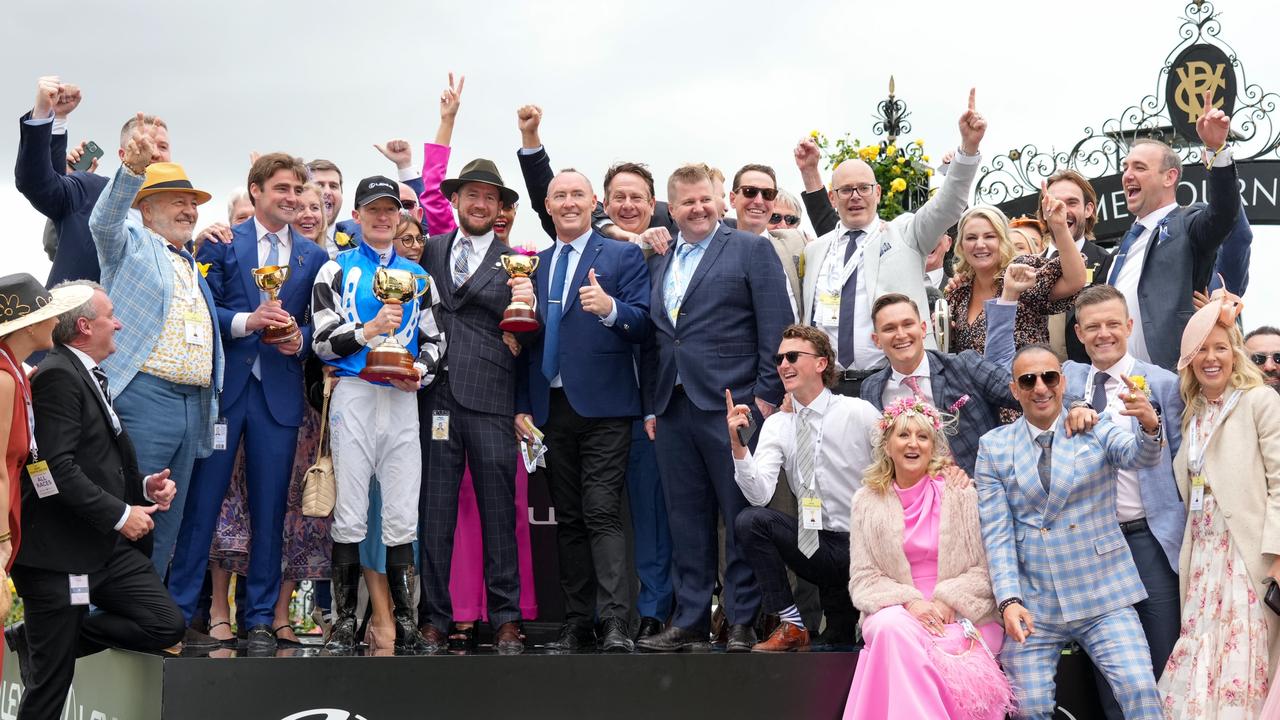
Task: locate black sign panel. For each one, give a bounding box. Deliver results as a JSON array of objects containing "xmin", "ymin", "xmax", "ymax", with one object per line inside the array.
[
  {"xmin": 1166, "ymin": 43, "xmax": 1237, "ymax": 143},
  {"xmin": 995, "ymin": 159, "xmax": 1280, "ymax": 244}
]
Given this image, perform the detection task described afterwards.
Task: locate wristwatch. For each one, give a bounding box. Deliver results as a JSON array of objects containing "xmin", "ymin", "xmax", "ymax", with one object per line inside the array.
[{"xmin": 1068, "ymin": 400, "xmax": 1093, "ymax": 412}]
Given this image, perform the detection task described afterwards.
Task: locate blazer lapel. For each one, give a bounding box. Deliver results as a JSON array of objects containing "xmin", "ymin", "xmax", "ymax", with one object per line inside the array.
[
  {"xmin": 456, "ymin": 238, "xmax": 508, "ymax": 308},
  {"xmin": 927, "ymin": 351, "xmax": 947, "ymax": 409},
  {"xmin": 1010, "ymin": 418, "xmax": 1051, "ymax": 512},
  {"xmin": 861, "ymin": 223, "xmax": 885, "ymax": 307},
  {"xmin": 565, "ymin": 235, "xmax": 604, "ymax": 315},
  {"xmin": 680, "ymin": 226, "xmax": 729, "ymax": 305},
  {"xmin": 278, "ymin": 228, "xmax": 313, "ymax": 307},
  {"xmin": 1043, "ymin": 423, "xmax": 1075, "ymax": 520},
  {"xmin": 435, "ymin": 231, "xmax": 459, "ymax": 312},
  {"xmin": 535, "ymin": 245, "xmax": 553, "ymax": 322},
  {"xmin": 58, "ymin": 346, "xmax": 118, "ymax": 440}
]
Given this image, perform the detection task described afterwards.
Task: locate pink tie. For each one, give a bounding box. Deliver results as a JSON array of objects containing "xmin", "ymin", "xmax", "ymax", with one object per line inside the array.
[{"xmin": 903, "ymin": 375, "xmax": 925, "ymax": 400}]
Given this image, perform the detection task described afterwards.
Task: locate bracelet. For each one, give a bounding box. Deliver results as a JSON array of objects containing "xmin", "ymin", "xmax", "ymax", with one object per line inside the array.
[
  {"xmin": 1203, "ymin": 141, "xmax": 1228, "ymax": 170},
  {"xmin": 0, "ymin": 531, "xmax": 12, "ymax": 543},
  {"xmin": 998, "ymin": 597, "xmax": 1023, "ymax": 615}
]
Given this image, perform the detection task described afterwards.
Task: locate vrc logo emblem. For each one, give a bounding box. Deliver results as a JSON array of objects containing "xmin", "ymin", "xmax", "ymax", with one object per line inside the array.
[{"xmin": 279, "ymin": 710, "xmax": 370, "ymax": 720}]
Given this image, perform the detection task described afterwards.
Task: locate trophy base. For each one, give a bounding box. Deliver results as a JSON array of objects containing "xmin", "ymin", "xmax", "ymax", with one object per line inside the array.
[
  {"xmin": 358, "ymin": 344, "xmax": 420, "ymax": 384},
  {"xmin": 261, "ymin": 322, "xmax": 301, "ymax": 346},
  {"xmin": 499, "ymin": 306, "xmax": 540, "ymax": 332}
]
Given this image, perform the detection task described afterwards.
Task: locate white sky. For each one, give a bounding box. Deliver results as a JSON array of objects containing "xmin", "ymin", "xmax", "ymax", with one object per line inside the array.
[{"xmin": 3, "ymin": 0, "xmax": 1277, "ymax": 326}]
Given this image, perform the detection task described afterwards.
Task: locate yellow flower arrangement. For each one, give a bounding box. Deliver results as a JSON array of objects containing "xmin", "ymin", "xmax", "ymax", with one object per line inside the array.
[
  {"xmin": 890, "ymin": 178, "xmax": 908, "ymax": 193},
  {"xmin": 810, "ymin": 132, "xmax": 932, "ymax": 220}
]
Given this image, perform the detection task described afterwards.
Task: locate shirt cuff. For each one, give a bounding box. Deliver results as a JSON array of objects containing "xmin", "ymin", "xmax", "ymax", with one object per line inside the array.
[
  {"xmin": 142, "ymin": 474, "xmax": 155, "ymax": 503},
  {"xmin": 994, "ymin": 297, "xmax": 1017, "ymax": 306},
  {"xmin": 518, "ymin": 146, "xmax": 543, "ymax": 156},
  {"xmin": 397, "ymin": 166, "xmax": 421, "ymax": 182},
  {"xmin": 1212, "ymin": 147, "xmax": 1234, "ymax": 168},
  {"xmin": 113, "ymin": 505, "xmax": 130, "ymax": 532},
  {"xmin": 24, "ymin": 110, "xmax": 54, "ymax": 126},
  {"xmin": 355, "ymin": 325, "xmax": 371, "ymax": 346},
  {"xmin": 231, "ymin": 312, "xmax": 251, "ymax": 338},
  {"xmin": 599, "ymin": 300, "xmax": 618, "ymax": 326},
  {"xmin": 644, "ymin": 414, "xmax": 656, "ymax": 423},
  {"xmin": 952, "ymin": 148, "xmax": 981, "ymax": 165}
]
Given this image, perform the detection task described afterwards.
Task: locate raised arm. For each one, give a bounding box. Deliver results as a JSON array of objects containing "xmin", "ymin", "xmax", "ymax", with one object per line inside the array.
[
  {"xmin": 902, "ymin": 90, "xmax": 987, "ymax": 255},
  {"xmin": 419, "ymin": 72, "xmax": 464, "ymax": 235},
  {"xmin": 90, "ymin": 115, "xmax": 157, "ymax": 282},
  {"xmin": 1188, "ymin": 89, "xmax": 1240, "ymax": 258},
  {"xmin": 1039, "ymin": 182, "xmax": 1086, "ymax": 300},
  {"xmin": 515, "ymin": 104, "xmax": 557, "ymax": 240},
  {"xmin": 15, "ymin": 77, "xmax": 91, "ymax": 221},
  {"xmin": 795, "ymin": 138, "xmax": 838, "ymax": 236}
]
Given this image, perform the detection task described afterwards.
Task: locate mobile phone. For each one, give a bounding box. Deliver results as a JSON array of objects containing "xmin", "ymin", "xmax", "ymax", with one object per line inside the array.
[
  {"xmin": 72, "ymin": 141, "xmax": 104, "ymax": 172},
  {"xmin": 1266, "ymin": 579, "xmax": 1280, "ymax": 615},
  {"xmin": 735, "ymin": 412, "xmax": 757, "ymax": 447}
]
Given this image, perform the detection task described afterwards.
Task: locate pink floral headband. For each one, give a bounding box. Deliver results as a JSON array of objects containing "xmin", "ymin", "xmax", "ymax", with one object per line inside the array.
[{"xmin": 877, "ymin": 395, "xmax": 969, "ymax": 435}]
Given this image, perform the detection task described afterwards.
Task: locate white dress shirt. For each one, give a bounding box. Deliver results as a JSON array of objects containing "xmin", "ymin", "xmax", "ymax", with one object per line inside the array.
[
  {"xmin": 545, "ymin": 228, "xmax": 618, "ymax": 387},
  {"xmin": 1086, "ymin": 353, "xmax": 1145, "ymax": 522},
  {"xmin": 231, "ymin": 219, "xmax": 295, "ymax": 338},
  {"xmin": 66, "ymin": 346, "xmax": 152, "ymax": 531},
  {"xmin": 732, "ymin": 389, "xmax": 880, "ymax": 532},
  {"xmin": 449, "ymin": 229, "xmax": 496, "ymax": 280},
  {"xmin": 1044, "ymin": 237, "xmax": 1086, "ymax": 259},
  {"xmin": 814, "ymin": 223, "xmax": 878, "ymax": 370},
  {"xmin": 882, "ymin": 354, "xmax": 934, "ymax": 408},
  {"xmin": 1112, "ymin": 202, "xmax": 1177, "ymax": 363}
]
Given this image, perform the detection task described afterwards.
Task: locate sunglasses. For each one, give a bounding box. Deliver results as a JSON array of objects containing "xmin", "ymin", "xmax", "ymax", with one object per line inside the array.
[
  {"xmin": 773, "ymin": 350, "xmax": 820, "ymax": 366},
  {"xmin": 1016, "ymin": 370, "xmax": 1062, "ymax": 391},
  {"xmin": 770, "ymin": 213, "xmax": 800, "ymax": 227},
  {"xmin": 1251, "ymin": 352, "xmax": 1280, "ymax": 366},
  {"xmin": 400, "ymin": 199, "xmax": 417, "ymax": 211},
  {"xmin": 737, "ymin": 186, "xmax": 778, "ymax": 201}
]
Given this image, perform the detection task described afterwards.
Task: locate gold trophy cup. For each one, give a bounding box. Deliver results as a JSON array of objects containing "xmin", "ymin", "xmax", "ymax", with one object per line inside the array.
[
  {"xmin": 252, "ymin": 265, "xmax": 301, "ymax": 345},
  {"xmin": 498, "ymin": 254, "xmax": 540, "ymax": 332},
  {"xmin": 359, "ymin": 267, "xmax": 431, "ymax": 383}
]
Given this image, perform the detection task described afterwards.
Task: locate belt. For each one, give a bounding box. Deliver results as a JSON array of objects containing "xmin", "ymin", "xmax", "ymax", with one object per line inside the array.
[
  {"xmin": 1119, "ymin": 517, "xmax": 1148, "ymax": 535},
  {"xmin": 839, "ymin": 368, "xmax": 877, "ymax": 382}
]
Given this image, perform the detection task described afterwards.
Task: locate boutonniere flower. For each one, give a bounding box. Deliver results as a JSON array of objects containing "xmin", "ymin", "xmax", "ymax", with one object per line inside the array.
[
  {"xmin": 335, "ymin": 232, "xmax": 352, "ymax": 248},
  {"xmin": 1128, "ymin": 375, "xmax": 1151, "ymax": 398},
  {"xmin": 196, "ymin": 262, "xmax": 211, "ymax": 278}
]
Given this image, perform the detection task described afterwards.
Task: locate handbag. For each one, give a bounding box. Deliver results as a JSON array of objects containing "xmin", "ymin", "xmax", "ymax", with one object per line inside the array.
[
  {"xmin": 301, "ymin": 375, "xmax": 337, "ymax": 518},
  {"xmin": 928, "ymin": 618, "xmax": 1017, "ymax": 720}
]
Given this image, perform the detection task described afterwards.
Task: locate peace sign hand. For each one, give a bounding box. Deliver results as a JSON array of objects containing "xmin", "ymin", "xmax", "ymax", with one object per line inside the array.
[{"xmin": 1196, "ymin": 89, "xmax": 1231, "ymax": 151}]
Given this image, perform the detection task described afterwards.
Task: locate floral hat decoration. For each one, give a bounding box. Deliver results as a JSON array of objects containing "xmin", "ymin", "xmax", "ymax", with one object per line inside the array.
[{"xmin": 874, "ymin": 394, "xmax": 969, "ymax": 441}]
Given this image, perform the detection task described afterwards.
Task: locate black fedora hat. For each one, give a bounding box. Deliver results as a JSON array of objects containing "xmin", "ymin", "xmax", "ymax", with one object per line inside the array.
[{"xmin": 440, "ymin": 159, "xmax": 520, "ymax": 206}]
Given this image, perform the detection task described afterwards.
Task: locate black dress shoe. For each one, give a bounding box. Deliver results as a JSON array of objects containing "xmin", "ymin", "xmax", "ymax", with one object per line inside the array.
[
  {"xmin": 725, "ymin": 624, "xmax": 757, "ymax": 653},
  {"xmin": 545, "ymin": 623, "xmax": 594, "ymax": 653},
  {"xmin": 245, "ymin": 624, "xmax": 277, "ymax": 652},
  {"xmin": 635, "ymin": 616, "xmax": 664, "ymax": 641},
  {"xmin": 636, "ymin": 625, "xmax": 710, "ymax": 653},
  {"xmin": 600, "ymin": 618, "xmax": 634, "ymax": 653},
  {"xmin": 5, "ymin": 622, "xmax": 31, "ymax": 688},
  {"xmin": 183, "ymin": 626, "xmax": 222, "ymax": 649},
  {"xmin": 814, "ymin": 611, "xmax": 861, "ymax": 648}
]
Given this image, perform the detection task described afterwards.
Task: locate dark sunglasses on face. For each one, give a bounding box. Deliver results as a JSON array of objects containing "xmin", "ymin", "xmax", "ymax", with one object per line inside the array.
[
  {"xmin": 770, "ymin": 213, "xmax": 800, "ymax": 226},
  {"xmin": 737, "ymin": 186, "xmax": 778, "ymax": 202},
  {"xmin": 400, "ymin": 199, "xmax": 417, "ymax": 211},
  {"xmin": 1016, "ymin": 370, "xmax": 1062, "ymax": 391},
  {"xmin": 1252, "ymin": 352, "xmax": 1280, "ymax": 366},
  {"xmin": 773, "ymin": 350, "xmax": 820, "ymax": 366}
]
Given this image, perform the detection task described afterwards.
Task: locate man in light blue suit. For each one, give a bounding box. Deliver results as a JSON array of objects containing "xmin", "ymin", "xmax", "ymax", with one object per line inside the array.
[
  {"xmin": 993, "ymin": 282, "xmax": 1185, "ymax": 720},
  {"xmin": 168, "ymin": 154, "xmax": 328, "ymax": 652},
  {"xmin": 636, "ymin": 164, "xmax": 792, "ymax": 653},
  {"xmin": 976, "ymin": 344, "xmax": 1165, "ymax": 719},
  {"xmin": 514, "ymin": 169, "xmax": 650, "ymax": 653},
  {"xmin": 88, "ymin": 120, "xmax": 225, "ymax": 609}
]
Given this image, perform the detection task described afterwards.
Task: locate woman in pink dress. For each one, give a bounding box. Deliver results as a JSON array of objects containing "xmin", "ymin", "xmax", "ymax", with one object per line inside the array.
[
  {"xmin": 421, "ymin": 73, "xmax": 538, "ymax": 647},
  {"xmin": 845, "ymin": 398, "xmax": 1013, "ymax": 720}
]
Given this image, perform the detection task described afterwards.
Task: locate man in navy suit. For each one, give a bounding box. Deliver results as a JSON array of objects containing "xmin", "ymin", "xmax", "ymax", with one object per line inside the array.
[
  {"xmin": 515, "ymin": 170, "xmax": 650, "ymax": 653},
  {"xmin": 168, "ymin": 154, "xmax": 327, "ymax": 651},
  {"xmin": 636, "ymin": 164, "xmax": 791, "ymax": 653},
  {"xmin": 17, "ymin": 76, "xmax": 171, "ymax": 287}
]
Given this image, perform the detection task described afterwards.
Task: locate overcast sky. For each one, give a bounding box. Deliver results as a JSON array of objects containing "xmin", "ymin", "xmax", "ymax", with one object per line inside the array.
[{"xmin": 3, "ymin": 0, "xmax": 1276, "ymax": 285}]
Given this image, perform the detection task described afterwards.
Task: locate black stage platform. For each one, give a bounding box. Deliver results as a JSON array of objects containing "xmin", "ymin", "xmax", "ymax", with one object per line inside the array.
[{"xmin": 0, "ymin": 635, "xmax": 1104, "ymax": 719}]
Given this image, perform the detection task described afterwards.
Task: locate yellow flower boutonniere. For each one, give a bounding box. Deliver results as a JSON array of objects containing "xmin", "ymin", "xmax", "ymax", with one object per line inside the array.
[
  {"xmin": 1128, "ymin": 375, "xmax": 1151, "ymax": 398},
  {"xmin": 196, "ymin": 262, "xmax": 211, "ymax": 278},
  {"xmin": 335, "ymin": 232, "xmax": 352, "ymax": 248}
]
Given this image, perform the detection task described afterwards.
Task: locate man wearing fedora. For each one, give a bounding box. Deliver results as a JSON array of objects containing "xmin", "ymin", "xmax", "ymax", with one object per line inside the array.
[
  {"xmin": 87, "ymin": 115, "xmax": 224, "ymax": 621},
  {"xmin": 7, "ymin": 278, "xmax": 185, "ymax": 720},
  {"xmin": 416, "ymin": 159, "xmax": 530, "ymax": 654},
  {"xmin": 166, "ymin": 153, "xmax": 328, "ymax": 652}
]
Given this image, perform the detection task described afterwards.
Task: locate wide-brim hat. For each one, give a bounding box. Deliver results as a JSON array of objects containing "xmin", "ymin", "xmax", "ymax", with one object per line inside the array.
[
  {"xmin": 0, "ymin": 274, "xmax": 95, "ymax": 337},
  {"xmin": 132, "ymin": 162, "xmax": 212, "ymax": 206},
  {"xmin": 440, "ymin": 159, "xmax": 519, "ymax": 206},
  {"xmin": 1177, "ymin": 289, "xmax": 1245, "ymax": 370}
]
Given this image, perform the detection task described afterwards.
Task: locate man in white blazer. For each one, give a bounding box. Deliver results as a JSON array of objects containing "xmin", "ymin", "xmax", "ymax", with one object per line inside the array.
[{"xmin": 801, "ymin": 90, "xmax": 986, "ymax": 396}]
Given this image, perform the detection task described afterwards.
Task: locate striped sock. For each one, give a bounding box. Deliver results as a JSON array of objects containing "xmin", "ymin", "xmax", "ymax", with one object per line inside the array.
[{"xmin": 779, "ymin": 605, "xmax": 805, "ymax": 630}]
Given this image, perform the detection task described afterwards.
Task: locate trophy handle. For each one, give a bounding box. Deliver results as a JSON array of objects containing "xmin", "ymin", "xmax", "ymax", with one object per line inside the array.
[
  {"xmin": 526, "ymin": 256, "xmax": 540, "ymax": 274},
  {"xmin": 412, "ymin": 274, "xmax": 431, "ymax": 301},
  {"xmin": 278, "ymin": 266, "xmax": 290, "ymax": 284},
  {"xmin": 932, "ymin": 297, "xmax": 950, "ymax": 353}
]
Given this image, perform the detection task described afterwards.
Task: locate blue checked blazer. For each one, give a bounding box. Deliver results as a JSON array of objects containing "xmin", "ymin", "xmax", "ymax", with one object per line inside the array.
[
  {"xmin": 976, "ymin": 414, "xmax": 1163, "ymax": 623},
  {"xmin": 89, "ymin": 166, "xmax": 224, "ymax": 458},
  {"xmin": 860, "ymin": 299, "xmax": 1020, "ymax": 475}
]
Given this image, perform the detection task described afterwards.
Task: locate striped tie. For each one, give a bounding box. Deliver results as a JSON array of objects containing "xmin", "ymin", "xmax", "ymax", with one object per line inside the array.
[
  {"xmin": 453, "ymin": 236, "xmax": 473, "ymax": 288},
  {"xmin": 796, "ymin": 407, "xmax": 820, "ymax": 558}
]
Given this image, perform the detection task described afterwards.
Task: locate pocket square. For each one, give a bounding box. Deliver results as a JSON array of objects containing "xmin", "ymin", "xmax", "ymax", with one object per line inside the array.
[{"xmin": 879, "ymin": 240, "xmax": 892, "ymax": 257}]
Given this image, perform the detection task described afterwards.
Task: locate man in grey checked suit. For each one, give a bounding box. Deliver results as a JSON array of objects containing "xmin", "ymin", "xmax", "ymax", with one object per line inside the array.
[{"xmin": 976, "ymin": 344, "xmax": 1165, "ymax": 719}]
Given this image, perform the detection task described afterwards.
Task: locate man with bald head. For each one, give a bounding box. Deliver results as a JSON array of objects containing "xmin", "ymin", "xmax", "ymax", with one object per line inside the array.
[
  {"xmin": 799, "ymin": 91, "xmax": 987, "ymax": 397},
  {"xmin": 515, "ymin": 169, "xmax": 650, "ymax": 652}
]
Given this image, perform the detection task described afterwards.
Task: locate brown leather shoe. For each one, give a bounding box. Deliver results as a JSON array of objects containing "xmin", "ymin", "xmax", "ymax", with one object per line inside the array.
[
  {"xmin": 418, "ymin": 624, "xmax": 447, "ymax": 653},
  {"xmin": 751, "ymin": 621, "xmax": 810, "ymax": 653},
  {"xmin": 494, "ymin": 622, "xmax": 525, "ymax": 655}
]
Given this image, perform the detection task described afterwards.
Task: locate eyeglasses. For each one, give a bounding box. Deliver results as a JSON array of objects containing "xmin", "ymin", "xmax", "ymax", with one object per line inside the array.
[
  {"xmin": 400, "ymin": 199, "xmax": 417, "ymax": 211},
  {"xmin": 773, "ymin": 350, "xmax": 820, "ymax": 366},
  {"xmin": 1251, "ymin": 352, "xmax": 1280, "ymax": 366},
  {"xmin": 736, "ymin": 186, "xmax": 778, "ymax": 201},
  {"xmin": 770, "ymin": 213, "xmax": 800, "ymax": 227},
  {"xmin": 394, "ymin": 234, "xmax": 425, "ymax": 247},
  {"xmin": 834, "ymin": 183, "xmax": 878, "ymax": 199},
  {"xmin": 1016, "ymin": 370, "xmax": 1062, "ymax": 391}
]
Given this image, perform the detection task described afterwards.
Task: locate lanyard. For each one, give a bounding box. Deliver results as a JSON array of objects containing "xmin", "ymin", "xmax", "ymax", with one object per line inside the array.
[
  {"xmin": 820, "ymin": 224, "xmax": 881, "ymax": 294},
  {"xmin": 1188, "ymin": 389, "xmax": 1242, "ymax": 476},
  {"xmin": 0, "ymin": 346, "xmax": 37, "ymax": 459}
]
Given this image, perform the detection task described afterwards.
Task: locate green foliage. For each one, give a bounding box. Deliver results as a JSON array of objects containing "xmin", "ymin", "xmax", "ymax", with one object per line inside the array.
[{"xmin": 809, "ymin": 132, "xmax": 934, "ymax": 220}]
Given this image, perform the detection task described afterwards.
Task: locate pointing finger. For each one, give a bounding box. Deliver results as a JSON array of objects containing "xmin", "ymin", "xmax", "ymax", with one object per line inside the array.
[
  {"xmin": 968, "ymin": 88, "xmax": 976, "ymax": 112},
  {"xmin": 725, "ymin": 388, "xmax": 735, "ymax": 414}
]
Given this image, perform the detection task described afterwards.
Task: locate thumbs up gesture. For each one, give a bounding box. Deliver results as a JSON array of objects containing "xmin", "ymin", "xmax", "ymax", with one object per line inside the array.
[{"xmin": 579, "ymin": 268, "xmax": 615, "ymax": 318}]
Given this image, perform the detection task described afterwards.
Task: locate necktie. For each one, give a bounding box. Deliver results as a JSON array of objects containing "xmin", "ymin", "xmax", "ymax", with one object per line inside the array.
[
  {"xmin": 837, "ymin": 230, "xmax": 864, "ymax": 368},
  {"xmin": 453, "ymin": 236, "xmax": 473, "ymax": 288},
  {"xmin": 253, "ymin": 233, "xmax": 282, "ymax": 380},
  {"xmin": 903, "ymin": 375, "xmax": 925, "ymax": 401},
  {"xmin": 92, "ymin": 366, "xmax": 112, "ymax": 405},
  {"xmin": 795, "ymin": 408, "xmax": 820, "ymax": 558},
  {"xmin": 1090, "ymin": 372, "xmax": 1110, "ymax": 415},
  {"xmin": 1035, "ymin": 431, "xmax": 1053, "ymax": 491},
  {"xmin": 541, "ymin": 244, "xmax": 574, "ymax": 382},
  {"xmin": 664, "ymin": 242, "xmax": 699, "ymax": 326},
  {"xmin": 1106, "ymin": 222, "xmax": 1146, "ymax": 285}
]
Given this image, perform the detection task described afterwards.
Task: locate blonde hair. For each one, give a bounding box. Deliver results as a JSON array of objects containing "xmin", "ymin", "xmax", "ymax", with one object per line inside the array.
[
  {"xmin": 862, "ymin": 411, "xmax": 953, "ymax": 493},
  {"xmin": 1178, "ymin": 322, "xmax": 1266, "ymax": 430},
  {"xmin": 952, "ymin": 206, "xmax": 1016, "ymax": 281},
  {"xmin": 297, "ymin": 182, "xmax": 331, "ymax": 246}
]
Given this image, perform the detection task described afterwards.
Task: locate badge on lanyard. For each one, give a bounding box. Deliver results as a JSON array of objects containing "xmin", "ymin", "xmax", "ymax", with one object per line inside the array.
[
  {"xmin": 1189, "ymin": 474, "xmax": 1206, "ymax": 512},
  {"xmin": 801, "ymin": 496, "xmax": 823, "ymax": 530},
  {"xmin": 184, "ymin": 311, "xmax": 207, "ymax": 346},
  {"xmin": 28, "ymin": 460, "xmax": 57, "ymax": 498},
  {"xmin": 432, "ymin": 412, "xmax": 450, "ymax": 441},
  {"xmin": 816, "ymin": 291, "xmax": 841, "ymax": 327},
  {"xmin": 69, "ymin": 574, "xmax": 90, "ymax": 606},
  {"xmin": 213, "ymin": 419, "xmax": 228, "ymax": 451}
]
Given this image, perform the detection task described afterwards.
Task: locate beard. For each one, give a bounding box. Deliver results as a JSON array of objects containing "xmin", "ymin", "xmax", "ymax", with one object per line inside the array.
[{"xmin": 459, "ymin": 213, "xmax": 495, "ymax": 237}]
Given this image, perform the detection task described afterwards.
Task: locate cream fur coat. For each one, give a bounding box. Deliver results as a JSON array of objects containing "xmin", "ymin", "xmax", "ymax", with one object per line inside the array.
[{"xmin": 848, "ymin": 482, "xmax": 998, "ymax": 626}]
